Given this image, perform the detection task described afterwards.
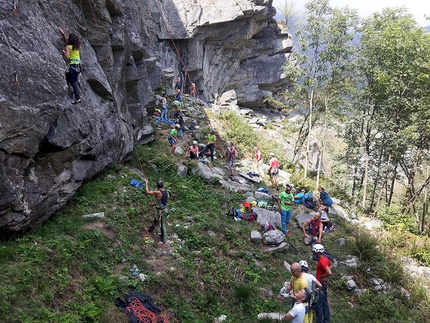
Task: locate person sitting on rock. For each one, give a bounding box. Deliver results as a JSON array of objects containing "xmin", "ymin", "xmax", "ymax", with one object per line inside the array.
[
  {"xmin": 318, "ymin": 187, "xmax": 333, "ymax": 208},
  {"xmin": 319, "ymin": 206, "xmax": 335, "ymax": 233},
  {"xmin": 239, "ymin": 201, "xmax": 257, "ymax": 221},
  {"xmin": 187, "ymin": 141, "xmax": 199, "ymax": 160},
  {"xmin": 294, "ymin": 189, "xmax": 307, "ymax": 204},
  {"xmin": 301, "ymin": 211, "xmax": 324, "ymax": 245}
]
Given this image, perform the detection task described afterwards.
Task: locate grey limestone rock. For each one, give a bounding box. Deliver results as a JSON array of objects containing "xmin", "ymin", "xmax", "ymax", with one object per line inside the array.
[{"xmin": 0, "ymin": 0, "xmax": 291, "ymax": 231}]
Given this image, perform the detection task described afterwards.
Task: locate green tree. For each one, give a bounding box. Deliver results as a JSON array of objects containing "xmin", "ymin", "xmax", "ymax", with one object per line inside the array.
[
  {"xmin": 283, "ymin": 0, "xmax": 359, "ymax": 181},
  {"xmin": 342, "ymin": 7, "xmax": 430, "ymax": 225}
]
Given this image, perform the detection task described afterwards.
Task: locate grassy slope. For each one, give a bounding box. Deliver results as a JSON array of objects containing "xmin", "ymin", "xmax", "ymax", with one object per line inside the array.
[{"xmin": 1, "ymin": 102, "xmax": 430, "ymax": 323}]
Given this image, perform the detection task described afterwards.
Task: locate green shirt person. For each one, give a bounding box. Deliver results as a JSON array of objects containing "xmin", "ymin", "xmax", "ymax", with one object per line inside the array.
[
  {"xmin": 276, "ymin": 184, "xmax": 295, "ymax": 236},
  {"xmin": 167, "ymin": 124, "xmax": 180, "ymax": 157}
]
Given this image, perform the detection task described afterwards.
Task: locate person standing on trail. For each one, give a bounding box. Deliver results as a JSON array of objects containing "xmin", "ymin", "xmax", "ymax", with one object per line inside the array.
[
  {"xmin": 60, "ymin": 28, "xmax": 82, "ymax": 104},
  {"xmin": 171, "ymin": 100, "xmax": 181, "ymax": 119},
  {"xmin": 312, "ymin": 244, "xmax": 332, "ymax": 323},
  {"xmin": 174, "ymin": 76, "xmax": 182, "ymax": 91},
  {"xmin": 160, "ymin": 93, "xmax": 168, "ymax": 119},
  {"xmin": 267, "ymin": 152, "xmax": 280, "ymax": 190},
  {"xmin": 167, "ymin": 124, "xmax": 180, "ymax": 157},
  {"xmin": 255, "ymin": 146, "xmax": 263, "ymax": 176},
  {"xmin": 283, "ymin": 262, "xmax": 310, "ymax": 305},
  {"xmin": 300, "ymin": 260, "xmax": 323, "ymax": 323},
  {"xmin": 144, "ymin": 179, "xmax": 169, "ymax": 243},
  {"xmin": 275, "ymin": 184, "xmax": 294, "ymax": 236},
  {"xmin": 225, "ymin": 142, "xmax": 237, "ymax": 172},
  {"xmin": 284, "ymin": 288, "xmax": 312, "ymax": 323},
  {"xmin": 173, "ymin": 107, "xmax": 184, "ymax": 142},
  {"xmin": 199, "ymin": 129, "xmax": 217, "ymax": 161}
]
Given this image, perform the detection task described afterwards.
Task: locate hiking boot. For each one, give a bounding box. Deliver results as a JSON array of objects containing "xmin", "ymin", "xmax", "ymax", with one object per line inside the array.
[
  {"xmin": 147, "ymin": 225, "xmax": 155, "ymax": 232},
  {"xmin": 72, "ymin": 99, "xmax": 81, "ymax": 104}
]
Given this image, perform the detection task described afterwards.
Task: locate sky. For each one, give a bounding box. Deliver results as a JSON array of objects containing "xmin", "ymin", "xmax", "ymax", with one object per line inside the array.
[{"xmin": 273, "ymin": 0, "xmax": 430, "ymax": 27}]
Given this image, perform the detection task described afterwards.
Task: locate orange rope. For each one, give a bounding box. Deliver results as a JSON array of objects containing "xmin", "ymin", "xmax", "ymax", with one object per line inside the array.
[{"xmin": 126, "ymin": 296, "xmax": 169, "ymax": 323}]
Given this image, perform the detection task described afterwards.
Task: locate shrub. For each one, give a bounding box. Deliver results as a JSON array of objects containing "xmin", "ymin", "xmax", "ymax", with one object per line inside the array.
[{"xmin": 376, "ymin": 205, "xmax": 415, "ymax": 232}]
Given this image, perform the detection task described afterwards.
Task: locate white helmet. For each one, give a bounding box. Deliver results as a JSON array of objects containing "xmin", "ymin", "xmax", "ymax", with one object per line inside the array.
[
  {"xmin": 269, "ymin": 152, "xmax": 274, "ymax": 157},
  {"xmin": 312, "ymin": 244, "xmax": 325, "ymax": 253},
  {"xmin": 192, "ymin": 141, "xmax": 198, "ymax": 145},
  {"xmin": 175, "ymin": 124, "xmax": 180, "ymax": 128},
  {"xmin": 299, "ymin": 260, "xmax": 308, "ymax": 268}
]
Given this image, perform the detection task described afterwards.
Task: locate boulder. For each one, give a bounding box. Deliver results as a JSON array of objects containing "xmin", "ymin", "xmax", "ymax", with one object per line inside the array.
[{"xmin": 253, "ymin": 207, "xmax": 281, "ymax": 228}]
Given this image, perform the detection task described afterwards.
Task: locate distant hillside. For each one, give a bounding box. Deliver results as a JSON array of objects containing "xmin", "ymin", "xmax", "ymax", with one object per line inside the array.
[{"xmin": 425, "ymin": 25, "xmax": 430, "ymax": 32}]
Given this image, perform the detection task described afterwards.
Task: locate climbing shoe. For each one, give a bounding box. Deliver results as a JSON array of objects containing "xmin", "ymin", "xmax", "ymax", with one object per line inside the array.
[{"xmin": 72, "ymin": 99, "xmax": 81, "ymax": 104}]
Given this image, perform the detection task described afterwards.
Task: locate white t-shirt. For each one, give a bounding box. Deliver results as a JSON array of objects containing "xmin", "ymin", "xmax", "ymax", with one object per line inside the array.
[
  {"xmin": 320, "ymin": 210, "xmax": 328, "ymax": 221},
  {"xmin": 288, "ymin": 302, "xmax": 305, "ymax": 323},
  {"xmin": 304, "ymin": 272, "xmax": 318, "ymax": 289}
]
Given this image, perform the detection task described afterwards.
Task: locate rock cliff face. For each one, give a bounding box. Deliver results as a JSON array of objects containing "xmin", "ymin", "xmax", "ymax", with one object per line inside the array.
[{"xmin": 0, "ymin": 0, "xmax": 292, "ymax": 231}]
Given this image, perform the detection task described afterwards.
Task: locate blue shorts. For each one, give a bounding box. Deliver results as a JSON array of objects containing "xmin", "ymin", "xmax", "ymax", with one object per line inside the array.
[{"xmin": 167, "ymin": 136, "xmax": 177, "ymax": 145}]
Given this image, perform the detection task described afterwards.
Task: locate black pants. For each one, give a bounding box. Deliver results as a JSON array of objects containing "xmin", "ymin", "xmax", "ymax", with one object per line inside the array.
[
  {"xmin": 199, "ymin": 143, "xmax": 214, "ymax": 161},
  {"xmin": 66, "ymin": 64, "xmax": 80, "ymax": 100}
]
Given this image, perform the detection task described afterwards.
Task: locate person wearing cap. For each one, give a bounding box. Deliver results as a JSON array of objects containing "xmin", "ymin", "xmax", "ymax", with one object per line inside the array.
[
  {"xmin": 300, "ymin": 260, "xmax": 323, "ymax": 323},
  {"xmin": 301, "ymin": 211, "xmax": 324, "ymax": 245},
  {"xmin": 167, "ymin": 124, "xmax": 180, "ymax": 157},
  {"xmin": 187, "ymin": 141, "xmax": 199, "ymax": 160},
  {"xmin": 275, "ymin": 184, "xmax": 295, "ymax": 236},
  {"xmin": 199, "ymin": 129, "xmax": 217, "ymax": 161},
  {"xmin": 239, "ymin": 201, "xmax": 257, "ymax": 221},
  {"xmin": 312, "ymin": 244, "xmax": 332, "ymax": 323},
  {"xmin": 267, "ymin": 152, "xmax": 280, "ymax": 190}
]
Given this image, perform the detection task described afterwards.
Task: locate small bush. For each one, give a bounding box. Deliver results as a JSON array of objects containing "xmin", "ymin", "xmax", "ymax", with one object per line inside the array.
[{"xmin": 376, "ymin": 205, "xmax": 415, "ymax": 232}]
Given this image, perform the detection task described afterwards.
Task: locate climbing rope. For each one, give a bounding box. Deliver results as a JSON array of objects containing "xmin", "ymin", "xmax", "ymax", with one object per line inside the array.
[{"xmin": 126, "ymin": 296, "xmax": 169, "ymax": 323}]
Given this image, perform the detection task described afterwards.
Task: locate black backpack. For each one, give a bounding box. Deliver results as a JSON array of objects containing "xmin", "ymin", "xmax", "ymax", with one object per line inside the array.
[
  {"xmin": 226, "ymin": 207, "xmax": 237, "ymax": 217},
  {"xmin": 304, "ymin": 196, "xmax": 316, "ymax": 209},
  {"xmin": 313, "ymin": 250, "xmax": 335, "ymax": 264}
]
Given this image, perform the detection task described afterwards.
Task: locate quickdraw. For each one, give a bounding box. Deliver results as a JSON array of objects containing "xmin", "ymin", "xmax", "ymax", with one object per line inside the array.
[{"xmin": 14, "ymin": 69, "xmax": 19, "ymax": 87}]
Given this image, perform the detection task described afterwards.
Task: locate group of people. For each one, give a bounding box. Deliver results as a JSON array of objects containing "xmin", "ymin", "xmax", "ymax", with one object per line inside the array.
[
  {"xmin": 283, "ymin": 244, "xmax": 332, "ymax": 323},
  {"xmin": 273, "ymin": 184, "xmax": 335, "ymax": 241}
]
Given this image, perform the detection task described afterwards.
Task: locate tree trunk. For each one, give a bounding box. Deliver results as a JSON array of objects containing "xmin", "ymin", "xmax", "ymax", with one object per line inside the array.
[
  {"xmin": 361, "ymin": 151, "xmax": 369, "ymax": 209},
  {"xmin": 304, "ymin": 89, "xmax": 314, "ymax": 179},
  {"xmin": 316, "ymin": 97, "xmax": 328, "ymax": 189},
  {"xmin": 388, "ymin": 163, "xmax": 398, "ymax": 207}
]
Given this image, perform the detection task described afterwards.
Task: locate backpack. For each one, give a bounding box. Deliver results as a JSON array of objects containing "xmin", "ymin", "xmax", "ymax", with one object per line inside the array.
[
  {"xmin": 312, "ymin": 250, "xmax": 335, "ymax": 264},
  {"xmin": 226, "ymin": 206, "xmax": 238, "ymax": 217},
  {"xmin": 304, "ymin": 196, "xmax": 316, "ymax": 209}
]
